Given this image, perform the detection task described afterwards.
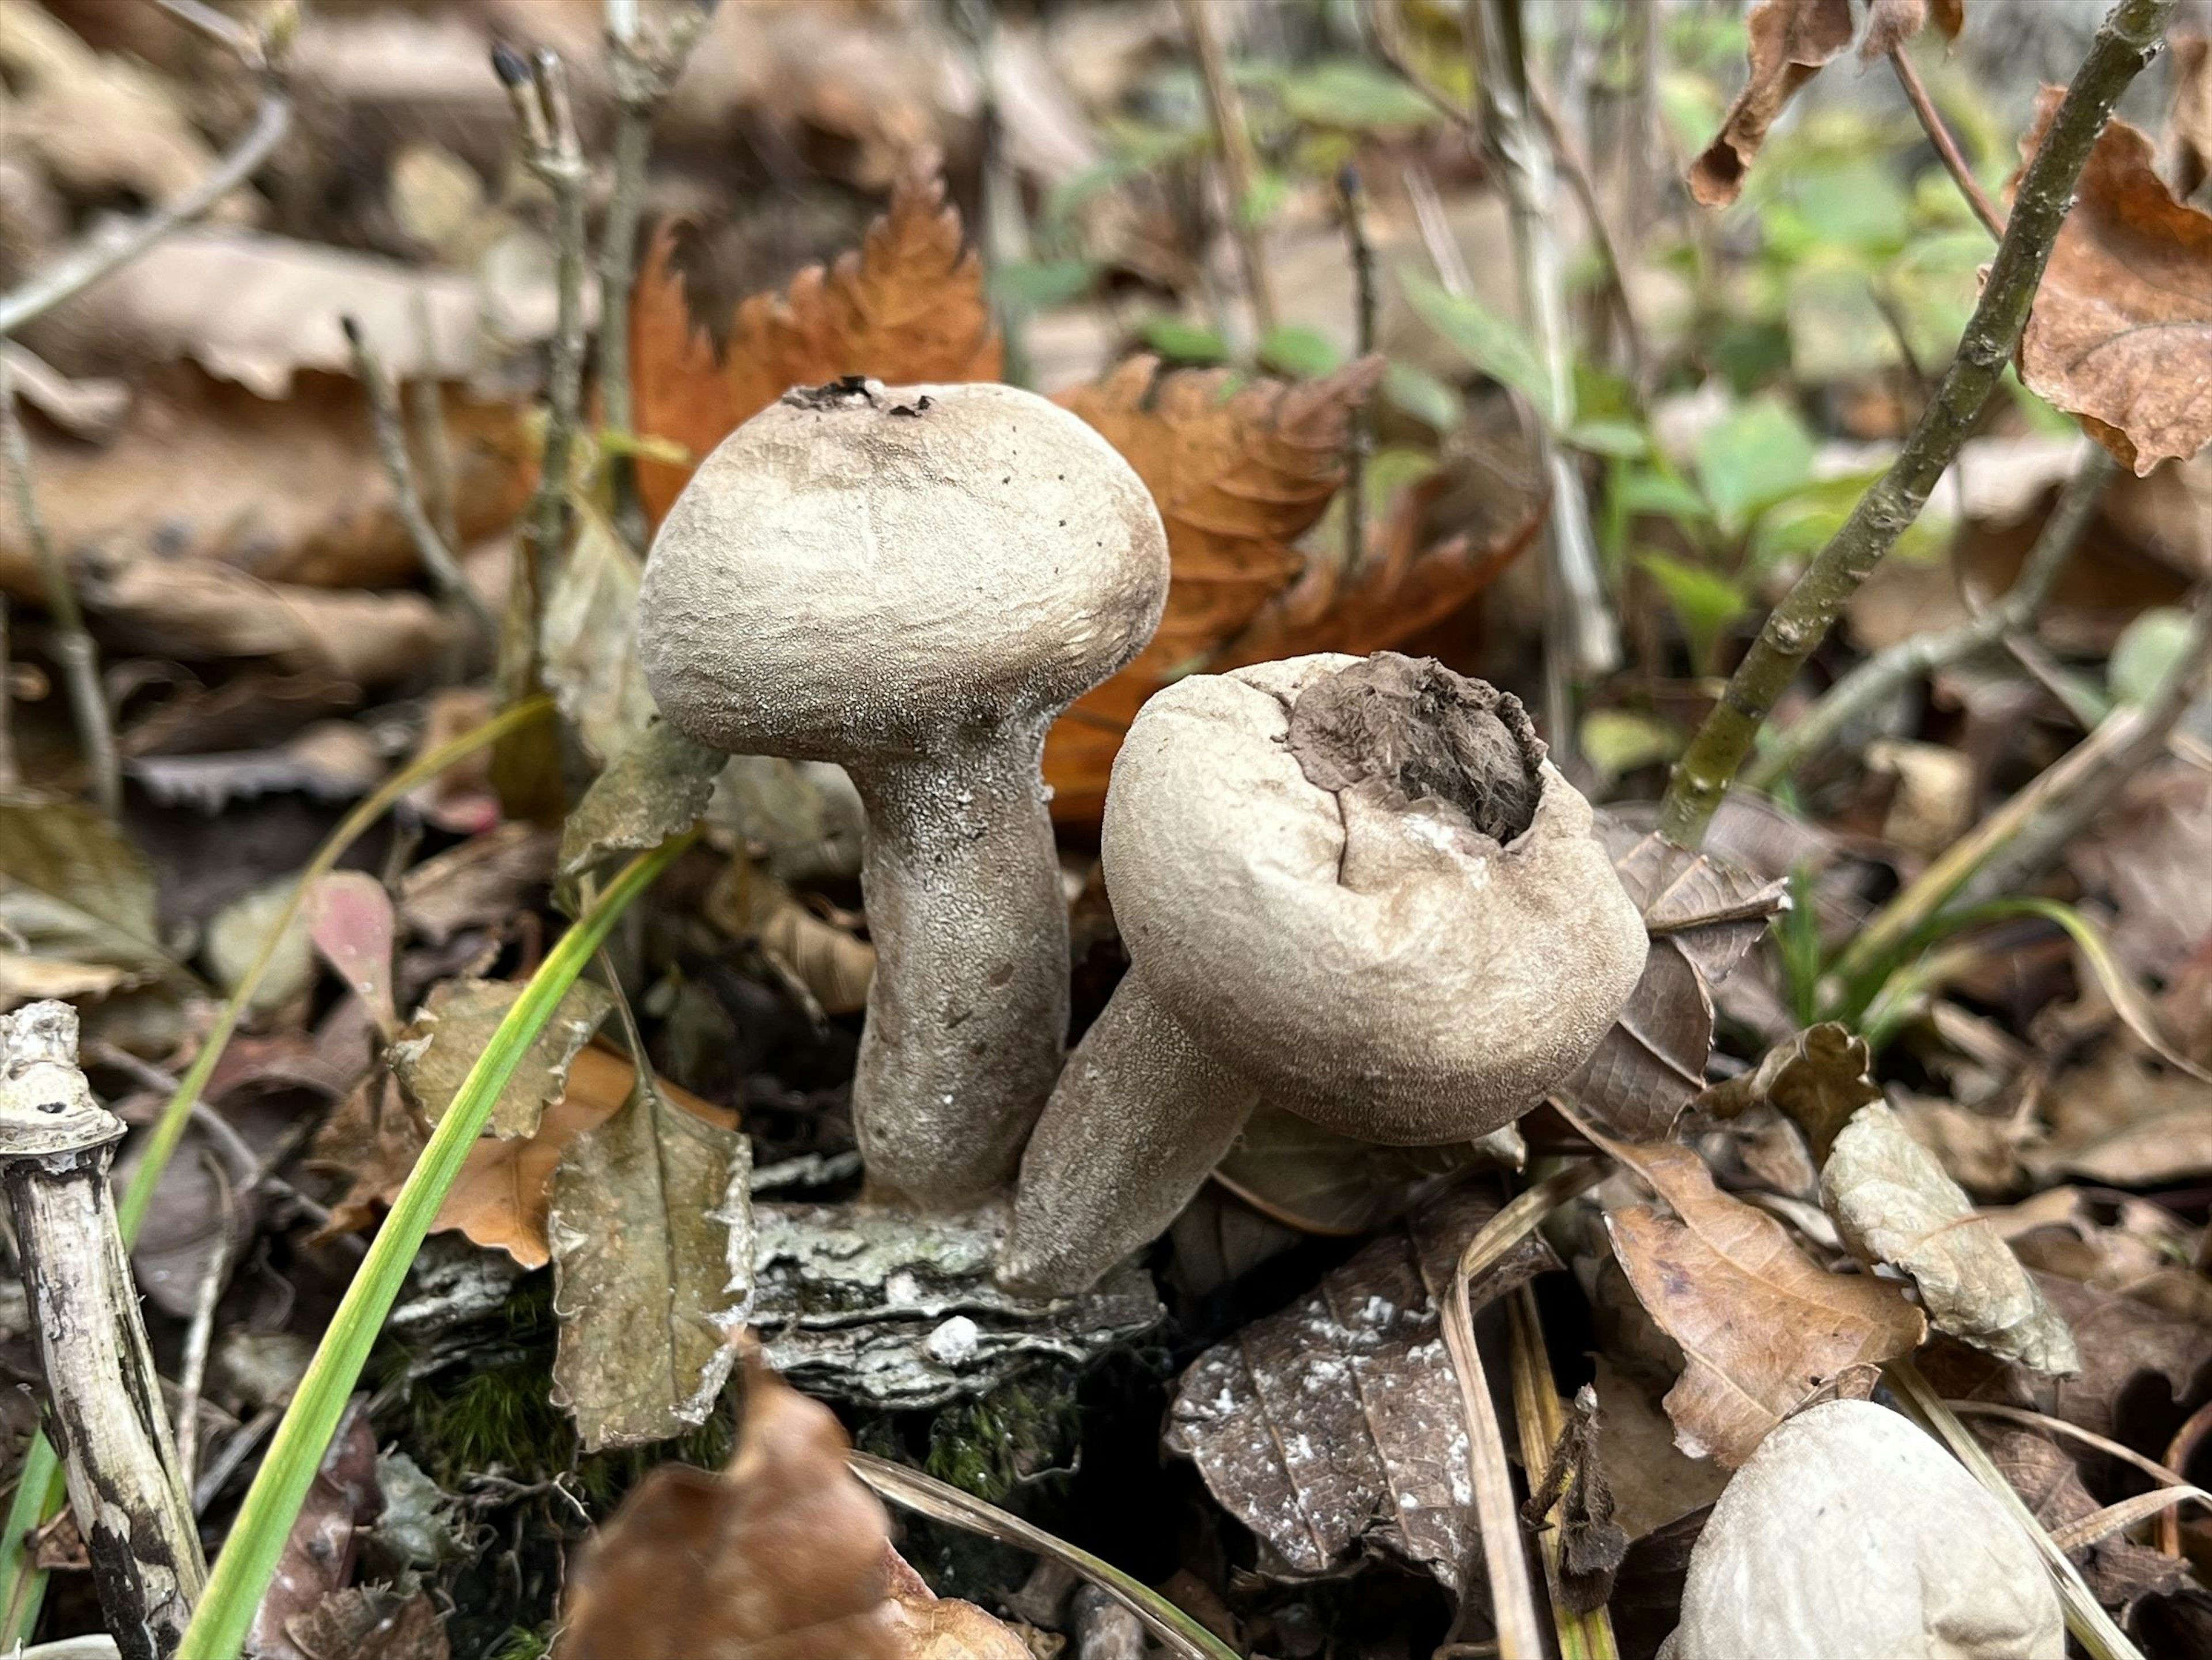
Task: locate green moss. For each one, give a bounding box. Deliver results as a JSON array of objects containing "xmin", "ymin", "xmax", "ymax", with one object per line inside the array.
[
  {"xmin": 485, "ymin": 1626, "xmax": 552, "ymax": 1660},
  {"xmin": 922, "ymin": 1376, "xmax": 1080, "ymax": 1506}
]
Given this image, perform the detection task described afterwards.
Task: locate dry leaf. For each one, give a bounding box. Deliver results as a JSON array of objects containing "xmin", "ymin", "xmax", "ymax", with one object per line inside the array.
[
  {"xmin": 558, "ymin": 1353, "xmax": 907, "ymax": 1660},
  {"xmin": 249, "ymin": 1399, "xmax": 382, "ymax": 1660},
  {"xmin": 1164, "ymin": 1186, "xmax": 1559, "ymax": 1585},
  {"xmin": 389, "ymin": 976, "xmax": 615, "ymax": 1140},
  {"xmin": 631, "ymin": 157, "xmax": 1001, "ymax": 521},
  {"xmin": 1859, "ymin": 0, "xmax": 1965, "ymax": 62},
  {"xmin": 1211, "ymin": 1101, "xmax": 1511, "ymax": 1236},
  {"xmin": 548, "ymin": 1064, "xmax": 753, "ymax": 1452},
  {"xmin": 397, "ymin": 823, "xmax": 559, "ymax": 947},
  {"xmin": 543, "ymin": 510, "xmax": 655, "ymax": 766},
  {"xmin": 1820, "ymin": 1102, "xmax": 2080, "ymax": 1375},
  {"xmin": 557, "ymin": 721, "xmax": 724, "ymax": 883},
  {"xmin": 1689, "ymin": 0, "xmax": 1858, "ymax": 208},
  {"xmin": 438, "ymin": 1046, "xmax": 734, "ymax": 1271},
  {"xmin": 2017, "ymin": 89, "xmax": 2212, "ymax": 475},
  {"xmin": 1980, "ymin": 1426, "xmax": 2190, "ymax": 1610},
  {"xmin": 2069, "ymin": 760, "xmax": 2212, "ymax": 981},
  {"xmin": 309, "ymin": 1074, "xmax": 429, "ymax": 1242},
  {"xmin": 2171, "ymin": 31, "xmax": 2212, "ymax": 201},
  {"xmin": 1565, "ymin": 822, "xmax": 1788, "ymax": 1140},
  {"xmin": 1699, "ymin": 1022, "xmax": 1883, "ymax": 1159},
  {"xmin": 882, "ymin": 1549, "xmax": 1035, "ymax": 1660},
  {"xmin": 0, "ymin": 795, "xmax": 171, "ymax": 983},
  {"xmin": 2032, "ymin": 1046, "xmax": 2212, "ymax": 1188},
  {"xmin": 1591, "ymin": 1127, "xmax": 1927, "ymax": 1466},
  {"xmin": 305, "ymin": 871, "xmax": 397, "ymax": 1040},
  {"xmin": 282, "ymin": 1586, "xmax": 450, "ymax": 1660},
  {"xmin": 1043, "ymin": 353, "xmax": 1384, "ymax": 820}
]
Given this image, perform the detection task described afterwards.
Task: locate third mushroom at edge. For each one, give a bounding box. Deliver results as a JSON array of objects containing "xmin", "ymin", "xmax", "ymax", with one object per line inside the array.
[{"xmin": 1001, "ymin": 650, "xmax": 1650, "ymax": 1297}]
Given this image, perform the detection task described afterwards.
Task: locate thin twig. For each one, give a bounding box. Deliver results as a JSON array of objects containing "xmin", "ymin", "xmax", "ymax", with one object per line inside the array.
[
  {"xmin": 1405, "ymin": 162, "xmax": 1476, "ymax": 298},
  {"xmin": 0, "ymin": 357, "xmax": 118, "ymax": 816},
  {"xmin": 1525, "ymin": 78, "xmax": 1645, "ymax": 389},
  {"xmin": 407, "ymin": 289, "xmax": 460, "ymax": 554},
  {"xmin": 1176, "ymin": 0, "xmax": 1278, "ymax": 340},
  {"xmin": 597, "ymin": 0, "xmax": 714, "ymax": 553},
  {"xmin": 1747, "ymin": 444, "xmax": 2117, "ymax": 790},
  {"xmin": 1890, "ymin": 48, "xmax": 2006, "ymax": 238},
  {"xmin": 171, "ymin": 1151, "xmax": 235, "ymax": 1484},
  {"xmin": 1467, "ymin": 0, "xmax": 1620, "ymax": 700},
  {"xmin": 0, "ymin": 592, "xmax": 16, "ymax": 794},
  {"xmin": 1657, "ymin": 0, "xmax": 2178, "ymax": 847},
  {"xmin": 343, "ymin": 319, "xmax": 497, "ymax": 642},
  {"xmin": 1340, "ymin": 165, "xmax": 1376, "ymax": 574}
]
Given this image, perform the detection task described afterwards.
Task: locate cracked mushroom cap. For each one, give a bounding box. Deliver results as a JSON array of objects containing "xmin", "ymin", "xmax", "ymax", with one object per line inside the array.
[
  {"xmin": 1104, "ymin": 652, "xmax": 1647, "ymax": 1142},
  {"xmin": 638, "ymin": 378, "xmax": 1169, "ymax": 761}
]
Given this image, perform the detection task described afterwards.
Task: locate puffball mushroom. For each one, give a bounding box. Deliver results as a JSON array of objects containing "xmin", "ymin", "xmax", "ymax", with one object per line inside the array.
[
  {"xmin": 1661, "ymin": 1399, "xmax": 2062, "ymax": 1660},
  {"xmin": 638, "ymin": 377, "xmax": 1169, "ymax": 1208},
  {"xmin": 1001, "ymin": 651, "xmax": 1647, "ymax": 1295}
]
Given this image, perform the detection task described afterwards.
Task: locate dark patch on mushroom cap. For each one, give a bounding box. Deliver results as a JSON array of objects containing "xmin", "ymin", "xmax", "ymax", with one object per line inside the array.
[{"xmin": 1287, "ymin": 651, "xmax": 1544, "ymax": 844}]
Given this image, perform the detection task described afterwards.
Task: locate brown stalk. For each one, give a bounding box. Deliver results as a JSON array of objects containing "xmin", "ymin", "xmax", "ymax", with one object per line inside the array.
[
  {"xmin": 1176, "ymin": 0, "xmax": 1279, "ymax": 339},
  {"xmin": 1890, "ymin": 47, "xmax": 2006, "ymax": 238}
]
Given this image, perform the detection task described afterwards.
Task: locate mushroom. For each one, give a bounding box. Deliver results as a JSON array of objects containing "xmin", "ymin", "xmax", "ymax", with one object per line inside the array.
[
  {"xmin": 638, "ymin": 378, "xmax": 1169, "ymax": 1208},
  {"xmin": 1661, "ymin": 1399, "xmax": 2062, "ymax": 1660},
  {"xmin": 1001, "ymin": 651, "xmax": 1647, "ymax": 1294}
]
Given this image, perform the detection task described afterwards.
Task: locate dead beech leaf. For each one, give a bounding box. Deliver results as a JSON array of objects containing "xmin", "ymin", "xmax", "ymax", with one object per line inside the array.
[
  {"xmin": 2017, "ymin": 88, "xmax": 2212, "ymax": 475},
  {"xmin": 1689, "ymin": 0, "xmax": 1857, "ymax": 208},
  {"xmin": 1979, "ymin": 1426, "xmax": 2190, "ymax": 1610},
  {"xmin": 438, "ymin": 1046, "xmax": 734, "ymax": 1271},
  {"xmin": 1211, "ymin": 1101, "xmax": 1512, "ymax": 1237},
  {"xmin": 559, "ymin": 1353, "xmax": 968, "ymax": 1660},
  {"xmin": 548, "ymin": 1061, "xmax": 753, "ymax": 1452},
  {"xmin": 1044, "ymin": 354, "xmax": 1384, "ymax": 820},
  {"xmin": 1698, "ymin": 1022, "xmax": 1881, "ymax": 1160},
  {"xmin": 631, "ymin": 156, "xmax": 1001, "ymax": 522},
  {"xmin": 1564, "ymin": 821, "xmax": 1787, "ymax": 1140},
  {"xmin": 0, "ymin": 795, "xmax": 171, "ymax": 981},
  {"xmin": 1589, "ymin": 1125, "xmax": 1927, "ymax": 1466},
  {"xmin": 543, "ymin": 509, "xmax": 656, "ymax": 766},
  {"xmin": 1820, "ymin": 1102, "xmax": 2079, "ymax": 1376},
  {"xmin": 388, "ymin": 976, "xmax": 614, "ymax": 1139},
  {"xmin": 1164, "ymin": 1186, "xmax": 1559, "ymax": 1586},
  {"xmin": 557, "ymin": 721, "xmax": 724, "ymax": 883}
]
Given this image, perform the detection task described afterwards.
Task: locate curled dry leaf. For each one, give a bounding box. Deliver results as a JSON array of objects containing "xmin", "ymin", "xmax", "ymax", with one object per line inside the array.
[
  {"xmin": 1565, "ymin": 820, "xmax": 1788, "ymax": 1140},
  {"xmin": 559, "ymin": 1352, "xmax": 1022, "ymax": 1659},
  {"xmin": 548, "ymin": 1062, "xmax": 753, "ymax": 1453},
  {"xmin": 2017, "ymin": 88, "xmax": 2212, "ymax": 475},
  {"xmin": 388, "ymin": 976, "xmax": 615, "ymax": 1140},
  {"xmin": 630, "ymin": 156, "xmax": 1002, "ymax": 521},
  {"xmin": 542, "ymin": 511, "xmax": 656, "ymax": 767},
  {"xmin": 1820, "ymin": 1101, "xmax": 2080, "ymax": 1375},
  {"xmin": 1587, "ymin": 1123, "xmax": 1926, "ymax": 1466},
  {"xmin": 1042, "ymin": 354, "xmax": 1385, "ymax": 820},
  {"xmin": 1211, "ymin": 1101, "xmax": 1517, "ymax": 1237},
  {"xmin": 1698, "ymin": 1022, "xmax": 1881, "ymax": 1159},
  {"xmin": 1165, "ymin": 1186, "xmax": 1559, "ymax": 1586},
  {"xmin": 556, "ymin": 720, "xmax": 724, "ymax": 884},
  {"xmin": 397, "ymin": 822, "xmax": 559, "ymax": 948},
  {"xmin": 1688, "ymin": 0, "xmax": 1858, "ymax": 208}
]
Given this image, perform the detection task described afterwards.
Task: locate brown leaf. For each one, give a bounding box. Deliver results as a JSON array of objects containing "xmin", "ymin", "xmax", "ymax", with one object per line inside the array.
[
  {"xmin": 2032, "ymin": 1046, "xmax": 2212, "ymax": 1189},
  {"xmin": 249, "ymin": 1398, "xmax": 382, "ymax": 1660},
  {"xmin": 1980, "ymin": 1426, "xmax": 2190, "ymax": 1610},
  {"xmin": 1211, "ymin": 1101, "xmax": 1510, "ymax": 1236},
  {"xmin": 283, "ymin": 1586, "xmax": 450, "ymax": 1660},
  {"xmin": 631, "ymin": 156, "xmax": 1001, "ymax": 521},
  {"xmin": 557, "ymin": 1354, "xmax": 908, "ymax": 1660},
  {"xmin": 1859, "ymin": 0, "xmax": 1964, "ymax": 62},
  {"xmin": 1688, "ymin": 0, "xmax": 1858, "ymax": 208},
  {"xmin": 1699, "ymin": 1023, "xmax": 1883, "ymax": 1159},
  {"xmin": 397, "ymin": 822, "xmax": 559, "ymax": 948},
  {"xmin": 882, "ymin": 1548, "xmax": 1035, "ymax": 1659},
  {"xmin": 1563, "ymin": 822, "xmax": 1787, "ymax": 1140},
  {"xmin": 1820, "ymin": 1102, "xmax": 2079, "ymax": 1375},
  {"xmin": 1592, "ymin": 1127, "xmax": 1927, "ymax": 1466},
  {"xmin": 2171, "ymin": 31, "xmax": 2212, "ymax": 201},
  {"xmin": 2069, "ymin": 760, "xmax": 2212, "ymax": 981},
  {"xmin": 389, "ymin": 975, "xmax": 615, "ymax": 1139},
  {"xmin": 1164, "ymin": 1186, "xmax": 1559, "ymax": 1585},
  {"xmin": 1043, "ymin": 354, "xmax": 1384, "ymax": 820},
  {"xmin": 2017, "ymin": 88, "xmax": 2212, "ymax": 474}
]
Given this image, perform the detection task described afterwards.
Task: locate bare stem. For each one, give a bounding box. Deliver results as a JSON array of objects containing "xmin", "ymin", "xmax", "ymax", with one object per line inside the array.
[
  {"xmin": 1177, "ymin": 0, "xmax": 1278, "ymax": 340},
  {"xmin": 343, "ymin": 318, "xmax": 497, "ymax": 642},
  {"xmin": 597, "ymin": 0, "xmax": 713, "ymax": 553},
  {"xmin": 1657, "ymin": 0, "xmax": 2177, "ymax": 848},
  {"xmin": 0, "ymin": 593, "xmax": 16, "ymax": 794},
  {"xmin": 1891, "ymin": 47, "xmax": 2006, "ymax": 238},
  {"xmin": 0, "ymin": 357, "xmax": 118, "ymax": 815},
  {"xmin": 1468, "ymin": 0, "xmax": 1620, "ymax": 687},
  {"xmin": 1340, "ymin": 165, "xmax": 1376, "ymax": 574},
  {"xmin": 1745, "ymin": 444, "xmax": 2116, "ymax": 791}
]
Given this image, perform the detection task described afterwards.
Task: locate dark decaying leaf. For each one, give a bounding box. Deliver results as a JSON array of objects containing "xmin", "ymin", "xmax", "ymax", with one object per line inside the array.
[
  {"xmin": 282, "ymin": 1585, "xmax": 450, "ymax": 1660},
  {"xmin": 397, "ymin": 823, "xmax": 559, "ymax": 947},
  {"xmin": 1820, "ymin": 1102, "xmax": 2080, "ymax": 1375},
  {"xmin": 1979, "ymin": 1425, "xmax": 2190, "ymax": 1611},
  {"xmin": 1211, "ymin": 1101, "xmax": 1518, "ymax": 1236},
  {"xmin": 559, "ymin": 1353, "xmax": 1024, "ymax": 1659},
  {"xmin": 1688, "ymin": 0, "xmax": 1858, "ymax": 208},
  {"xmin": 388, "ymin": 975, "xmax": 615, "ymax": 1139},
  {"xmin": 1589, "ymin": 1125, "xmax": 1926, "ymax": 1467},
  {"xmin": 1521, "ymin": 1386, "xmax": 1630, "ymax": 1614},
  {"xmin": 1564, "ymin": 819, "xmax": 1787, "ymax": 1139},
  {"xmin": 752, "ymin": 1203, "xmax": 1161, "ymax": 1409},
  {"xmin": 558, "ymin": 719, "xmax": 725, "ymax": 882},
  {"xmin": 2016, "ymin": 89, "xmax": 2212, "ymax": 474},
  {"xmin": 248, "ymin": 1397, "xmax": 382, "ymax": 1660},
  {"xmin": 1698, "ymin": 1022, "xmax": 1881, "ymax": 1159},
  {"xmin": 1164, "ymin": 1185, "xmax": 1559, "ymax": 1586},
  {"xmin": 548, "ymin": 1062, "xmax": 753, "ymax": 1453}
]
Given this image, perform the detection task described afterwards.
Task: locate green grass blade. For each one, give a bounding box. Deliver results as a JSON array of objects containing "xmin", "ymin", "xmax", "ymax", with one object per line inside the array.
[
  {"xmin": 119, "ymin": 695, "xmax": 556, "ymax": 1245},
  {"xmin": 176, "ymin": 832, "xmax": 692, "ymax": 1660},
  {"xmin": 0, "ymin": 1440, "xmax": 62, "ymax": 1645}
]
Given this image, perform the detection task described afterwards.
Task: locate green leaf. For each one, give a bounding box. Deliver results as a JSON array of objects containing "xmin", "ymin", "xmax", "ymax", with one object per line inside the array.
[
  {"xmin": 1615, "ymin": 465, "xmax": 1712, "ymax": 522},
  {"xmin": 2110, "ymin": 607, "xmax": 2192, "ymax": 707},
  {"xmin": 1140, "ymin": 316, "xmax": 1232, "ymax": 364},
  {"xmin": 1580, "ymin": 710, "xmax": 1680, "ymax": 785},
  {"xmin": 1257, "ymin": 323, "xmax": 1343, "ymax": 379},
  {"xmin": 1383, "ymin": 360, "xmax": 1463, "ymax": 433},
  {"xmin": 1563, "ymin": 418, "xmax": 1650, "ymax": 459},
  {"xmin": 989, "ymin": 258, "xmax": 1097, "ymax": 310},
  {"xmin": 1277, "ymin": 59, "xmax": 1440, "ymax": 130},
  {"xmin": 1400, "ymin": 271, "xmax": 1555, "ymax": 424},
  {"xmin": 1239, "ymin": 169, "xmax": 1290, "ymax": 229},
  {"xmin": 1639, "ymin": 552, "xmax": 1750, "ymax": 671},
  {"xmin": 1692, "ymin": 396, "xmax": 1817, "ymax": 530}
]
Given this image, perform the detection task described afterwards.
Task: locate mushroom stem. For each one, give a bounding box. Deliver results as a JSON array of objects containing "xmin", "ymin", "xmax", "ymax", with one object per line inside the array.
[
  {"xmin": 848, "ymin": 720, "xmax": 1069, "ymax": 1208},
  {"xmin": 999, "ymin": 971, "xmax": 1259, "ymax": 1295}
]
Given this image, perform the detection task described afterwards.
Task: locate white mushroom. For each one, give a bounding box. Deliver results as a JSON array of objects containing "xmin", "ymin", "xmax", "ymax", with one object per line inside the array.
[
  {"xmin": 638, "ymin": 378, "xmax": 1169, "ymax": 1208},
  {"xmin": 1001, "ymin": 651, "xmax": 1647, "ymax": 1294},
  {"xmin": 1663, "ymin": 1399, "xmax": 2063, "ymax": 1660}
]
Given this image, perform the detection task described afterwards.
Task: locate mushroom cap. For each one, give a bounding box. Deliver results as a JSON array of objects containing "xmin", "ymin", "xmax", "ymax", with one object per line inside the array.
[
  {"xmin": 1102, "ymin": 652, "xmax": 1647, "ymax": 1142},
  {"xmin": 1668, "ymin": 1399, "xmax": 2062, "ymax": 1660},
  {"xmin": 638, "ymin": 379, "xmax": 1169, "ymax": 761}
]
